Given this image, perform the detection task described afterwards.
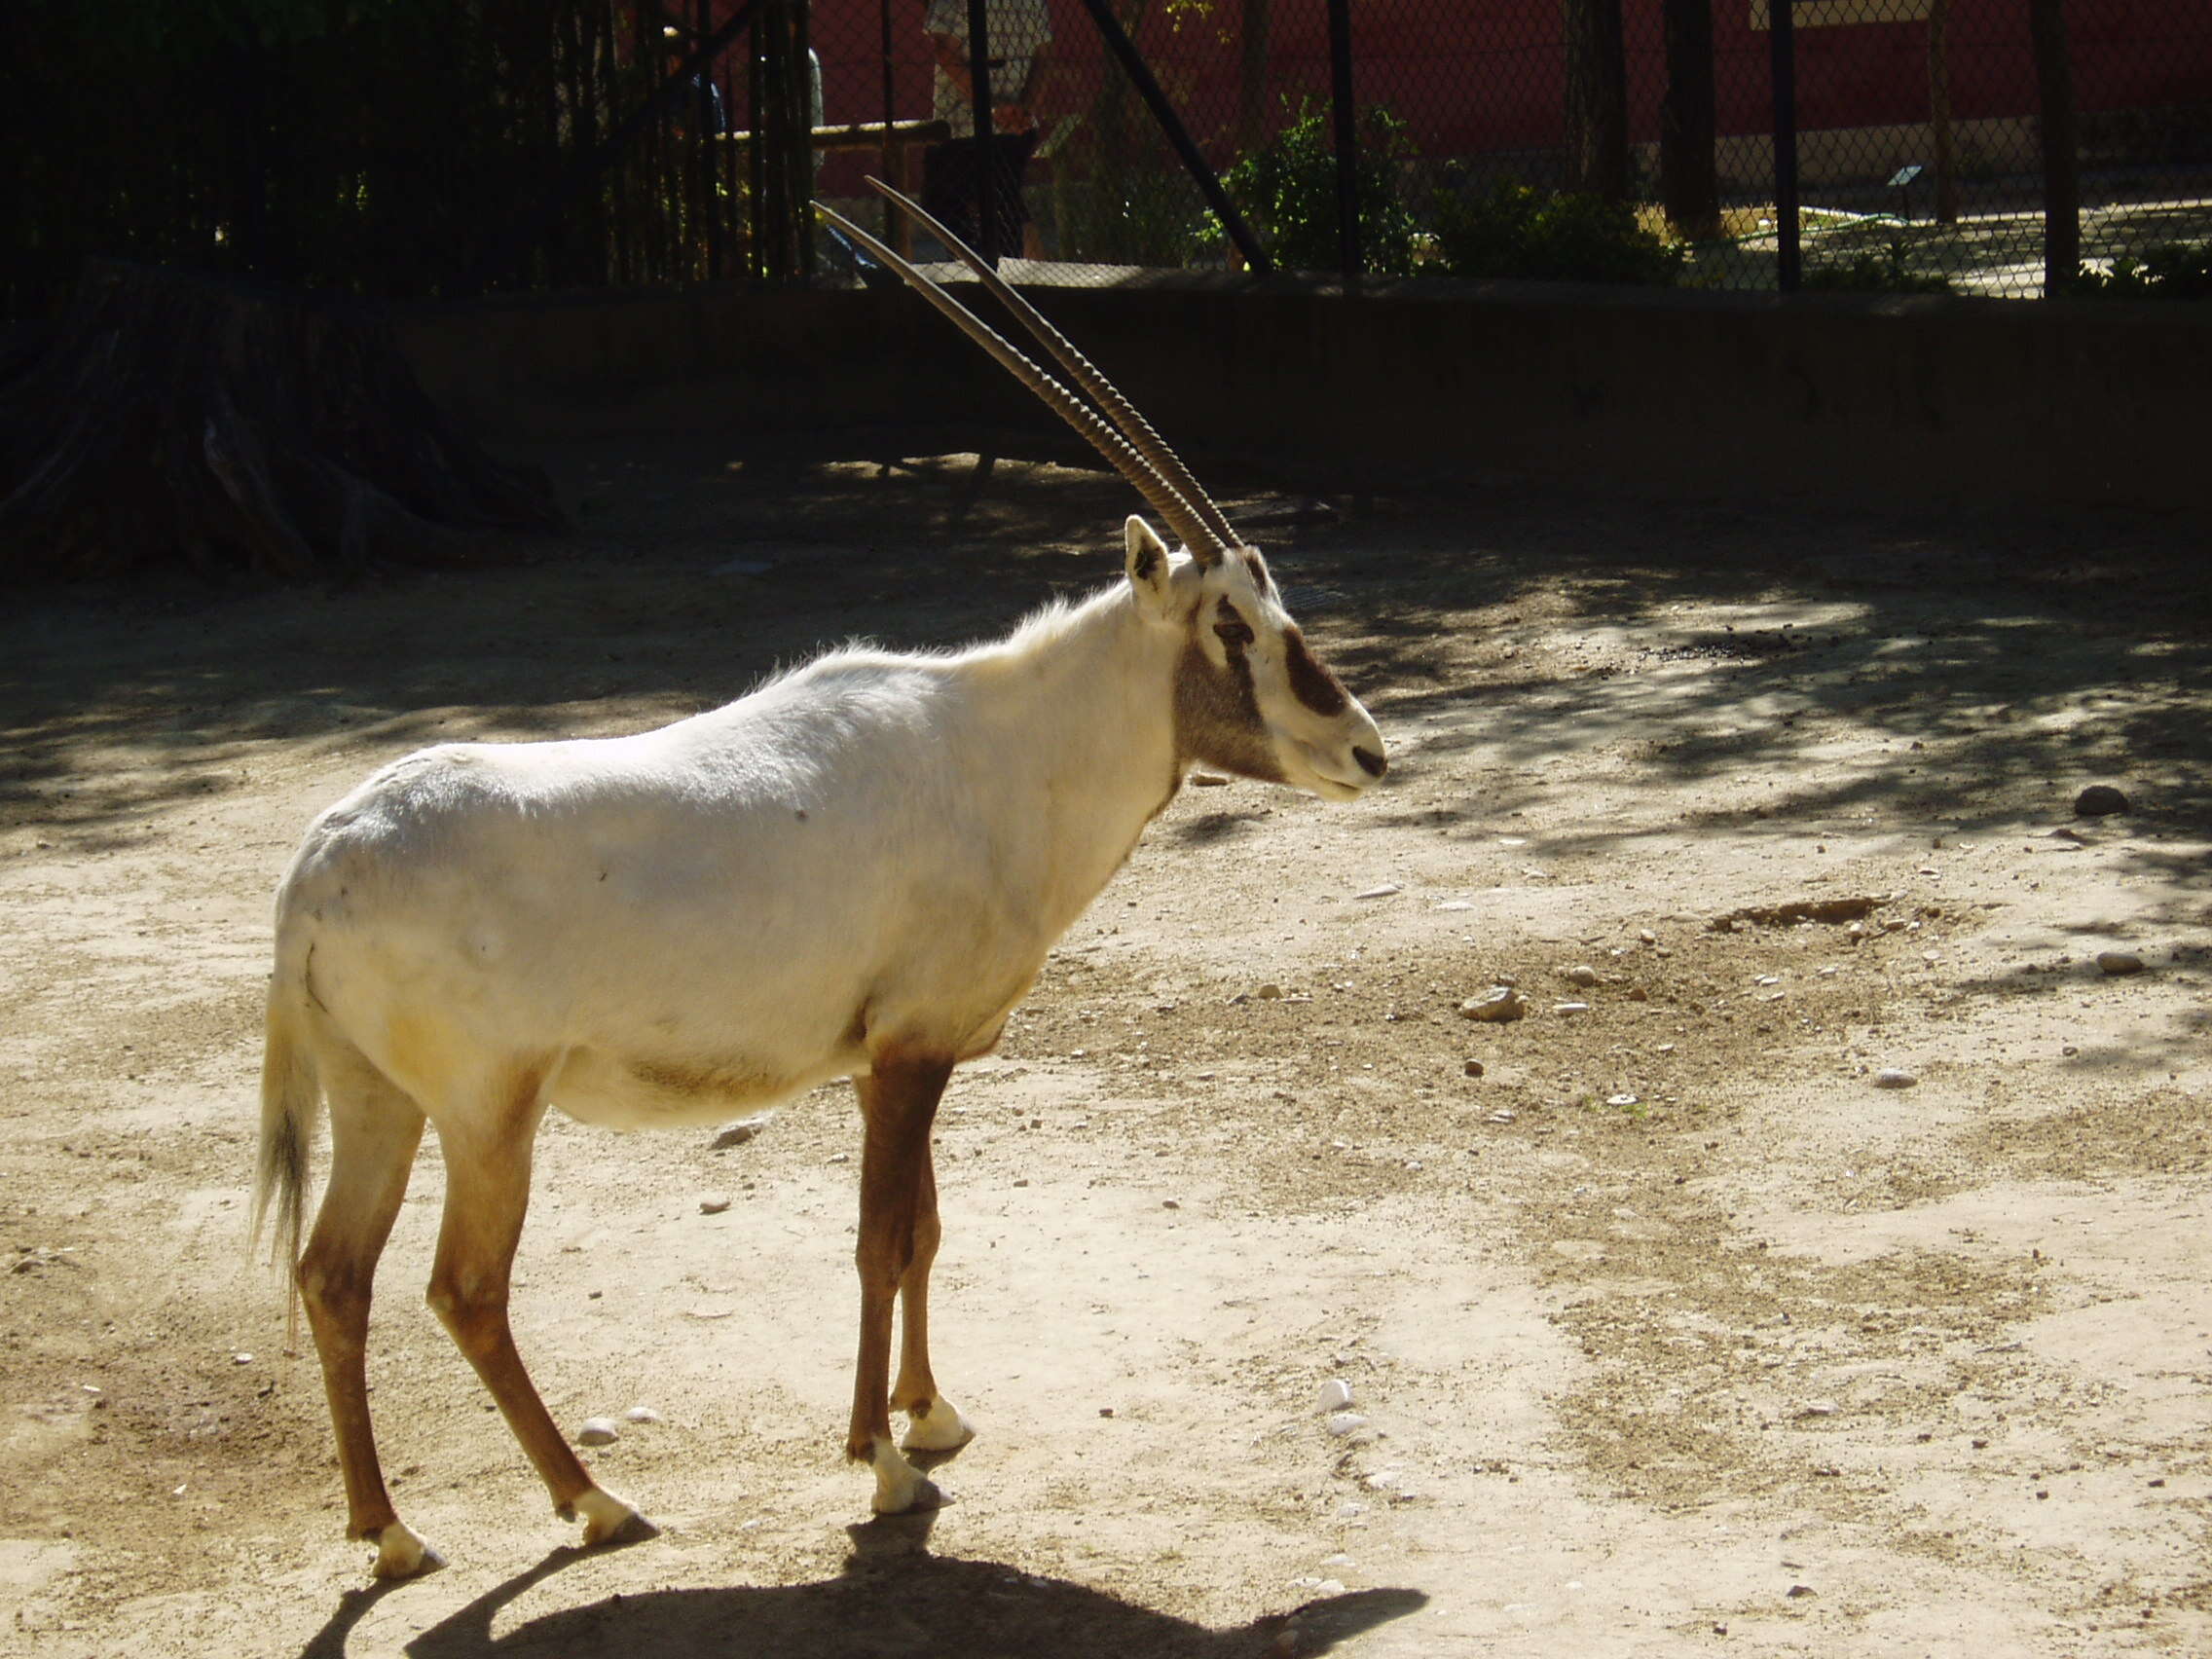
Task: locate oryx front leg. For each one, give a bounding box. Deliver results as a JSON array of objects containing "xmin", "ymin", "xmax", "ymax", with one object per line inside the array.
[
  {"xmin": 891, "ymin": 1144, "xmax": 974, "ymax": 1454},
  {"xmin": 849, "ymin": 1051, "xmax": 957, "ymax": 1512},
  {"xmin": 426, "ymin": 1073, "xmax": 645, "ymax": 1549}
]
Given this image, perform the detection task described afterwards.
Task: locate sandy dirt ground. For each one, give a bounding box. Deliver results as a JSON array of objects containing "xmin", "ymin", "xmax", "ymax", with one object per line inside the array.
[{"xmin": 2, "ymin": 437, "xmax": 2207, "ymax": 1659}]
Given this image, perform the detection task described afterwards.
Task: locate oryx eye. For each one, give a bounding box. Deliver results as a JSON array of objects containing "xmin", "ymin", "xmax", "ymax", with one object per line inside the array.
[{"xmin": 1213, "ymin": 614, "xmax": 1255, "ymax": 646}]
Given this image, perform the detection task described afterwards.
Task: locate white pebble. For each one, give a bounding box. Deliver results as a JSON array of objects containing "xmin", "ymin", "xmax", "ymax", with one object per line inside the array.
[
  {"xmin": 1562, "ymin": 964, "xmax": 1600, "ymax": 986},
  {"xmin": 698, "ymin": 1194, "xmax": 731, "ymax": 1214},
  {"xmin": 1553, "ymin": 1001, "xmax": 1593, "ymax": 1016},
  {"xmin": 1637, "ymin": 929, "xmax": 1657, "ymax": 945},
  {"xmin": 1873, "ymin": 1068, "xmax": 1918, "ymax": 1089},
  {"xmin": 1326, "ymin": 1411, "xmax": 1369, "ymax": 1438},
  {"xmin": 1353, "ymin": 883, "xmax": 1403, "ymax": 901},
  {"xmin": 576, "ymin": 1418, "xmax": 621, "ymax": 1446},
  {"xmin": 1434, "ymin": 900, "xmax": 1474, "ymax": 912},
  {"xmin": 1317, "ymin": 1379, "xmax": 1354, "ymax": 1412},
  {"xmin": 1606, "ymin": 1093, "xmax": 1640, "ymax": 1108},
  {"xmin": 2095, "ymin": 950, "xmax": 2144, "ymax": 976},
  {"xmin": 623, "ymin": 1405, "xmax": 662, "ymax": 1424}
]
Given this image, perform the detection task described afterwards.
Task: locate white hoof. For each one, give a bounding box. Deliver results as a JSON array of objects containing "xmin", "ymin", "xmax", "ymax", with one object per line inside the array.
[
  {"xmin": 900, "ymin": 1395, "xmax": 975, "ymax": 1454},
  {"xmin": 867, "ymin": 1440, "xmax": 941, "ymax": 1514},
  {"xmin": 568, "ymin": 1485, "xmax": 646, "ymax": 1546},
  {"xmin": 370, "ymin": 1521, "xmax": 443, "ymax": 1579}
]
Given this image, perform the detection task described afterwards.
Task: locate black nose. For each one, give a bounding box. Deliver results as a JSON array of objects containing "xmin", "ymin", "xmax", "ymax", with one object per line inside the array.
[{"xmin": 1352, "ymin": 746, "xmax": 1386, "ymax": 779}]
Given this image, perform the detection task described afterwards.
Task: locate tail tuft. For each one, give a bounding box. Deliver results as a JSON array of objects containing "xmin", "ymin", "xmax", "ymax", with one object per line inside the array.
[{"xmin": 252, "ymin": 983, "xmax": 320, "ymax": 1345}]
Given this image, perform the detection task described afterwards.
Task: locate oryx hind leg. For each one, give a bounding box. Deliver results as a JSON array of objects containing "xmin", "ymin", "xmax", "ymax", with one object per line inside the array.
[
  {"xmin": 295, "ymin": 1042, "xmax": 438, "ymax": 1578},
  {"xmin": 424, "ymin": 1061, "xmax": 645, "ymax": 1549}
]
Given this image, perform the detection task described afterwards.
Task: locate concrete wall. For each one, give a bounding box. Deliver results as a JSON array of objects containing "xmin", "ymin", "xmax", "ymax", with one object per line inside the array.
[{"xmin": 397, "ymin": 275, "xmax": 2210, "ymax": 514}]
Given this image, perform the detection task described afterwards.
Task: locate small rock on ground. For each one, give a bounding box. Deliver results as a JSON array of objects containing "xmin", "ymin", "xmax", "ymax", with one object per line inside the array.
[
  {"xmin": 1873, "ymin": 1068, "xmax": 1919, "ymax": 1089},
  {"xmin": 1459, "ymin": 986, "xmax": 1528, "ymax": 1023},
  {"xmin": 2074, "ymin": 784, "xmax": 2130, "ymax": 817},
  {"xmin": 711, "ymin": 1116, "xmax": 770, "ymax": 1150},
  {"xmin": 576, "ymin": 1418, "xmax": 620, "ymax": 1446},
  {"xmin": 699, "ymin": 1194, "xmax": 732, "ymax": 1214},
  {"xmin": 2096, "ymin": 950, "xmax": 2145, "ymax": 976}
]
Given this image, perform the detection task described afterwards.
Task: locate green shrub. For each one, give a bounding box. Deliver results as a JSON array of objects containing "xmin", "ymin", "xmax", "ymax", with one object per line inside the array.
[
  {"xmin": 2065, "ymin": 240, "xmax": 2212, "ymax": 300},
  {"xmin": 1802, "ymin": 240, "xmax": 1954, "ymax": 294},
  {"xmin": 1209, "ymin": 98, "xmax": 1421, "ymax": 276},
  {"xmin": 1427, "ymin": 179, "xmax": 1683, "ymax": 286}
]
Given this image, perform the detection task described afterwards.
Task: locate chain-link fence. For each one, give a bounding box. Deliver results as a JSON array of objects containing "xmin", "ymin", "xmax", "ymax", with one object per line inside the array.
[
  {"xmin": 789, "ymin": 0, "xmax": 2212, "ymax": 298},
  {"xmin": 4, "ymin": 1, "xmax": 2202, "ymax": 312}
]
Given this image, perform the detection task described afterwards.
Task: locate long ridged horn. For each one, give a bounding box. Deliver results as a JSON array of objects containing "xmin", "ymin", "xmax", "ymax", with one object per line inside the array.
[
  {"xmin": 811, "ymin": 199, "xmax": 1228, "ymax": 565},
  {"xmin": 862, "ymin": 176, "xmax": 1240, "ymax": 559}
]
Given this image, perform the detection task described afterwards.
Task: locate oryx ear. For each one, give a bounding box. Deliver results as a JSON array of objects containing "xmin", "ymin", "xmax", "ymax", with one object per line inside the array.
[{"xmin": 1124, "ymin": 515, "xmax": 1175, "ymax": 618}]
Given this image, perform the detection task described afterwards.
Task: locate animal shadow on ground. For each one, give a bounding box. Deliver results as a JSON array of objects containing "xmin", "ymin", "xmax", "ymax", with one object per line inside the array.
[{"xmin": 296, "ymin": 1514, "xmax": 1426, "ymax": 1659}]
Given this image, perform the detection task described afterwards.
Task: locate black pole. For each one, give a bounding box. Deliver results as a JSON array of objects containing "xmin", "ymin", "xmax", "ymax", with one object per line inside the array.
[
  {"xmin": 1072, "ymin": 0, "xmax": 1272, "ymax": 274},
  {"xmin": 964, "ymin": 0, "xmax": 1000, "ymax": 266},
  {"xmin": 1327, "ymin": 0, "xmax": 1360, "ymax": 281},
  {"xmin": 1768, "ymin": 0, "xmax": 1799, "ymax": 291}
]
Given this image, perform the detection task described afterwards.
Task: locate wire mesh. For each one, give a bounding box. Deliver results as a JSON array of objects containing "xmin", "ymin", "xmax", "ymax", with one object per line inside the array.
[
  {"xmin": 2, "ymin": 1, "xmax": 2203, "ymax": 310},
  {"xmin": 796, "ymin": 0, "xmax": 2212, "ymax": 298}
]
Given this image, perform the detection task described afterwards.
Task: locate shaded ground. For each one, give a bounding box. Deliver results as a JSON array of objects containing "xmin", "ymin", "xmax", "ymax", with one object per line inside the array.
[{"xmin": 1, "ymin": 437, "xmax": 2207, "ymax": 1656}]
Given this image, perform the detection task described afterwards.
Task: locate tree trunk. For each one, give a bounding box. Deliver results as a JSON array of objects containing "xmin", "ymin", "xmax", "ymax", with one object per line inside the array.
[
  {"xmin": 1927, "ymin": 0, "xmax": 1960, "ymax": 224},
  {"xmin": 1564, "ymin": 0, "xmax": 1630, "ymax": 201},
  {"xmin": 1660, "ymin": 0, "xmax": 1720, "ymax": 238},
  {"xmin": 2029, "ymin": 0, "xmax": 2079, "ymax": 292},
  {"xmin": 0, "ymin": 260, "xmax": 564, "ymax": 583}
]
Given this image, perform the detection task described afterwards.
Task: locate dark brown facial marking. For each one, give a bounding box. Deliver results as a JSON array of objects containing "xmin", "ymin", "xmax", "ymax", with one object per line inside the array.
[
  {"xmin": 1283, "ymin": 625, "xmax": 1351, "ymax": 717},
  {"xmin": 1213, "ymin": 600, "xmax": 1256, "ymax": 646},
  {"xmin": 1172, "ymin": 636, "xmax": 1283, "ymax": 784},
  {"xmin": 1237, "ymin": 548, "xmax": 1274, "ymax": 596}
]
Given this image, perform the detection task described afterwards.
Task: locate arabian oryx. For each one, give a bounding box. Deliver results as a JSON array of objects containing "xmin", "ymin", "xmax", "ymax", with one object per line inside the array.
[{"xmin": 254, "ymin": 180, "xmax": 1386, "ymax": 1578}]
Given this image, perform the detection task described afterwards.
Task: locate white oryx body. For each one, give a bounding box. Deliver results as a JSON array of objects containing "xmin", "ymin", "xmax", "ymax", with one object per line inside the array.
[
  {"xmin": 256, "ymin": 182, "xmax": 1385, "ymax": 1580},
  {"xmin": 280, "ymin": 553, "xmax": 1371, "ymax": 1140}
]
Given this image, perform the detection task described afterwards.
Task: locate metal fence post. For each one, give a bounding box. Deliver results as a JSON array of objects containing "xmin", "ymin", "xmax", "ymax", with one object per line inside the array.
[
  {"xmin": 1327, "ymin": 0, "xmax": 1362, "ymax": 282},
  {"xmin": 964, "ymin": 0, "xmax": 1000, "ymax": 266},
  {"xmin": 1768, "ymin": 0, "xmax": 1800, "ymax": 292}
]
